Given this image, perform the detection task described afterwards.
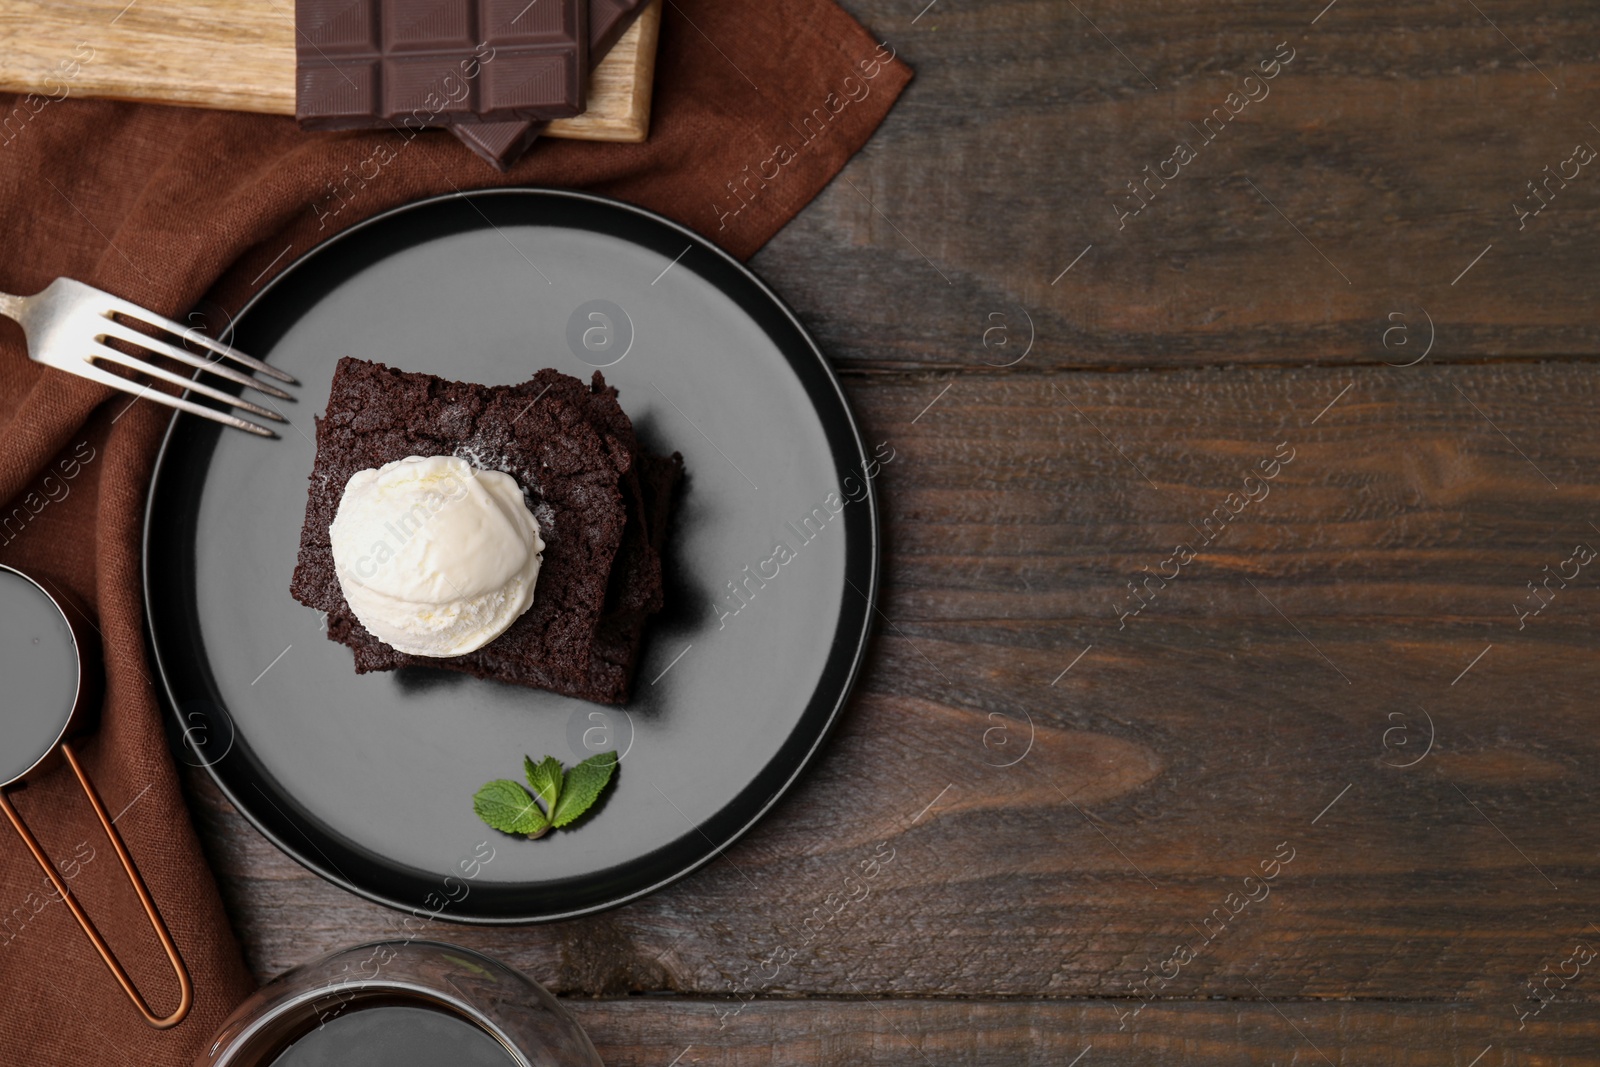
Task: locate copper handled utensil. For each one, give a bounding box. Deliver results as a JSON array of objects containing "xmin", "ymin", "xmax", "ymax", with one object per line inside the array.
[
  {"xmin": 0, "ymin": 565, "xmax": 193, "ymax": 1029},
  {"xmin": 0, "ymin": 278, "xmax": 296, "ymax": 437}
]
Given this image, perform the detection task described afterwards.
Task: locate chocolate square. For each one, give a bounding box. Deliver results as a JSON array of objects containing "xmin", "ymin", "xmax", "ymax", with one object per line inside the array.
[
  {"xmin": 296, "ymin": 62, "xmax": 380, "ymax": 126},
  {"xmin": 382, "ymin": 0, "xmax": 475, "ymax": 51},
  {"xmin": 484, "ymin": 0, "xmax": 579, "ymax": 43},
  {"xmin": 300, "ymin": 0, "xmax": 379, "ymax": 49},
  {"xmin": 479, "ymin": 52, "xmax": 579, "ymax": 113}
]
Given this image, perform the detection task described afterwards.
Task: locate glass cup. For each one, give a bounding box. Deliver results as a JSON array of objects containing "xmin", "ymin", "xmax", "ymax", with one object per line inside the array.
[{"xmin": 198, "ymin": 940, "xmax": 603, "ymax": 1067}]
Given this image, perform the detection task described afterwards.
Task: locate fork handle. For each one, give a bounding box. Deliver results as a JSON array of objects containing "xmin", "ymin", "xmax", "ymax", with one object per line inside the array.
[{"xmin": 0, "ymin": 291, "xmax": 23, "ymax": 323}]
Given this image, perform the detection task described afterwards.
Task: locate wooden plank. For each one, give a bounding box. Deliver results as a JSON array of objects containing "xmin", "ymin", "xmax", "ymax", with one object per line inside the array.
[
  {"xmin": 0, "ymin": 0, "xmax": 659, "ymax": 142},
  {"xmin": 561, "ymin": 998, "xmax": 1600, "ymax": 1067},
  {"xmin": 751, "ymin": 0, "xmax": 1600, "ymax": 368},
  {"xmin": 565, "ymin": 0, "xmax": 657, "ymax": 144},
  {"xmin": 189, "ymin": 363, "xmax": 1600, "ymax": 1009}
]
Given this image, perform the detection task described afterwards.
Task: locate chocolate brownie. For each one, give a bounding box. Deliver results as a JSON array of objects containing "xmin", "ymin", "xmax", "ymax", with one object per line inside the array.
[
  {"xmin": 291, "ymin": 357, "xmax": 654, "ymax": 698},
  {"xmin": 314, "ymin": 452, "xmax": 674, "ymax": 704}
]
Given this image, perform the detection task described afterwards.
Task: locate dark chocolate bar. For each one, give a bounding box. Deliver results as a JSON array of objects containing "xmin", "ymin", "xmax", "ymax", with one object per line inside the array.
[
  {"xmin": 451, "ymin": 0, "xmax": 651, "ymax": 169},
  {"xmin": 590, "ymin": 0, "xmax": 653, "ymax": 60},
  {"xmin": 295, "ymin": 0, "xmax": 589, "ymax": 130}
]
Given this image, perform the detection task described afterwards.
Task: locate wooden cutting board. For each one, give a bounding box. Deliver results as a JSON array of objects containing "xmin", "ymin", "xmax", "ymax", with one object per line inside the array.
[{"xmin": 0, "ymin": 0, "xmax": 659, "ymax": 142}]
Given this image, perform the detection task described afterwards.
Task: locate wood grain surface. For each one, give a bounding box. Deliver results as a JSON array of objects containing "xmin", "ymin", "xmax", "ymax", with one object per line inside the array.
[
  {"xmin": 176, "ymin": 0, "xmax": 1600, "ymax": 1062},
  {"xmin": 558, "ymin": 1000, "xmax": 1593, "ymax": 1066},
  {"xmin": 0, "ymin": 0, "xmax": 659, "ymax": 141},
  {"xmin": 752, "ymin": 2, "xmax": 1600, "ymax": 370}
]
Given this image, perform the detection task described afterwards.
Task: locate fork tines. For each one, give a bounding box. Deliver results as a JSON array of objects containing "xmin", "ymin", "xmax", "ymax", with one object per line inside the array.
[{"xmin": 95, "ymin": 300, "xmax": 298, "ymax": 437}]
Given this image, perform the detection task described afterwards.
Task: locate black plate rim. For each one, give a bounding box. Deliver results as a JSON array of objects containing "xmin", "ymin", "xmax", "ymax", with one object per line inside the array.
[{"xmin": 142, "ymin": 187, "xmax": 880, "ymax": 924}]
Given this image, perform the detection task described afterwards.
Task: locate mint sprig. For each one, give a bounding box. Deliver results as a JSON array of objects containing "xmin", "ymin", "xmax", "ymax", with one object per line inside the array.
[{"xmin": 473, "ymin": 751, "xmax": 619, "ymax": 838}]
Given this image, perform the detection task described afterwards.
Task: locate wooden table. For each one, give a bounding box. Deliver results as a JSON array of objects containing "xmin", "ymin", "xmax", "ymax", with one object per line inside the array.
[{"xmin": 186, "ymin": 0, "xmax": 1600, "ymax": 1061}]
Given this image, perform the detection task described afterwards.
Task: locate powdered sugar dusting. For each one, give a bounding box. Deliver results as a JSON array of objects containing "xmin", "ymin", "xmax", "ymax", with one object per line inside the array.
[
  {"xmin": 452, "ymin": 443, "xmax": 512, "ymax": 473},
  {"xmin": 452, "ymin": 441, "xmax": 546, "ymax": 519}
]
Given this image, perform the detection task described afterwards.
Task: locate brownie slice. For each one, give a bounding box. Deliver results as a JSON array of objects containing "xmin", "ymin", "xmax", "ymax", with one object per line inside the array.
[
  {"xmin": 582, "ymin": 450, "xmax": 684, "ymax": 702},
  {"xmin": 291, "ymin": 357, "xmax": 636, "ymax": 696},
  {"xmin": 580, "ymin": 370, "xmax": 664, "ymax": 621}
]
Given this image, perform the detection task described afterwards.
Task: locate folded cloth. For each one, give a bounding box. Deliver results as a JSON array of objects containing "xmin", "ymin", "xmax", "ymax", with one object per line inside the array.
[{"xmin": 0, "ymin": 0, "xmax": 910, "ymax": 1059}]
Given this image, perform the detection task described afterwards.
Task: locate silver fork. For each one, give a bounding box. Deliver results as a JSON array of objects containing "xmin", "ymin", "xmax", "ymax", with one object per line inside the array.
[{"xmin": 0, "ymin": 278, "xmax": 296, "ymax": 437}]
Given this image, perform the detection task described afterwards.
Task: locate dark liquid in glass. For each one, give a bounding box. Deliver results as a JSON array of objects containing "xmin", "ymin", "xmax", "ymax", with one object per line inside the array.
[{"xmin": 269, "ymin": 1004, "xmax": 518, "ymax": 1067}]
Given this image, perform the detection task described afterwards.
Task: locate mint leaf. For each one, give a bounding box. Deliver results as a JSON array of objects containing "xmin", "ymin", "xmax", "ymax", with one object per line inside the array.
[
  {"xmin": 524, "ymin": 755, "xmax": 563, "ymax": 815},
  {"xmin": 551, "ymin": 751, "xmax": 618, "ymax": 828},
  {"xmin": 473, "ymin": 779, "xmax": 549, "ymax": 836}
]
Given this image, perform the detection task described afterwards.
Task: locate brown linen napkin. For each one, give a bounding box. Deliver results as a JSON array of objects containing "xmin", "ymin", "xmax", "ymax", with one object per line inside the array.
[{"xmin": 0, "ymin": 1, "xmax": 910, "ymax": 1060}]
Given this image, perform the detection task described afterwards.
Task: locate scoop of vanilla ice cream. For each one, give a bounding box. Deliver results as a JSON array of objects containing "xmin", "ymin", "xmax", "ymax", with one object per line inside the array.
[{"xmin": 328, "ymin": 455, "xmax": 545, "ymax": 657}]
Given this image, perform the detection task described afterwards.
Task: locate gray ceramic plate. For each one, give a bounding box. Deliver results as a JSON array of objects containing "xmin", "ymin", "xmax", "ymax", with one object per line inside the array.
[{"xmin": 144, "ymin": 190, "xmax": 879, "ymax": 923}]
